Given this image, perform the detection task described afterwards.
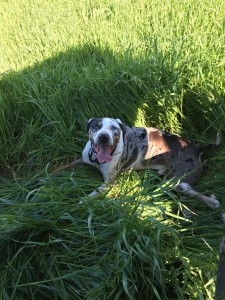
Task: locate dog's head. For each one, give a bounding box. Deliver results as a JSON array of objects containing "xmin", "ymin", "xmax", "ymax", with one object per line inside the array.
[{"xmin": 87, "ymin": 117, "xmax": 124, "ymax": 163}]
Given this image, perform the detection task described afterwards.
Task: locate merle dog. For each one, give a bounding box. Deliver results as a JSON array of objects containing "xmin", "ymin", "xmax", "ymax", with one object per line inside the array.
[{"xmin": 53, "ymin": 117, "xmax": 223, "ymax": 219}]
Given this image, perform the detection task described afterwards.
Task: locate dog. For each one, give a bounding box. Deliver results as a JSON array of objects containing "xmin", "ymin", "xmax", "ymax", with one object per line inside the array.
[{"xmin": 53, "ymin": 117, "xmax": 223, "ymax": 218}]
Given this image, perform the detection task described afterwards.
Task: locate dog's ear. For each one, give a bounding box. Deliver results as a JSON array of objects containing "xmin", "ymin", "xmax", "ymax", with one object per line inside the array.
[
  {"xmin": 87, "ymin": 118, "xmax": 96, "ymax": 133},
  {"xmin": 116, "ymin": 119, "xmax": 124, "ymax": 131}
]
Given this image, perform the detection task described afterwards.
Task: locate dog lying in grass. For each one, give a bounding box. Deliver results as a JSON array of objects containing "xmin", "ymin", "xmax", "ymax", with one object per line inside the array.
[{"xmin": 53, "ymin": 117, "xmax": 224, "ymax": 220}]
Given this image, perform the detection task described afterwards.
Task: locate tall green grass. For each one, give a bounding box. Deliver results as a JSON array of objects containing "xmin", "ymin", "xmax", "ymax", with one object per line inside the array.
[{"xmin": 1, "ymin": 0, "xmax": 225, "ymax": 299}]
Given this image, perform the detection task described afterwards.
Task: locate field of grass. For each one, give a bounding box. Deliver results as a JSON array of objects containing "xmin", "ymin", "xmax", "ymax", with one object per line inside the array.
[{"xmin": 1, "ymin": 0, "xmax": 225, "ymax": 299}]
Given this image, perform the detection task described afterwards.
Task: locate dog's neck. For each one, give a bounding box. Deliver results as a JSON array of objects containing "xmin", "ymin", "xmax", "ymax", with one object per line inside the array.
[{"xmin": 112, "ymin": 128, "xmax": 124, "ymax": 157}]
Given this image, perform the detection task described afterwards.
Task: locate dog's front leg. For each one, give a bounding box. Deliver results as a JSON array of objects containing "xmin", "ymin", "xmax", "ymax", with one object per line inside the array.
[
  {"xmin": 176, "ymin": 182, "xmax": 225, "ymax": 222},
  {"xmin": 88, "ymin": 183, "xmax": 108, "ymax": 197},
  {"xmin": 88, "ymin": 172, "xmax": 117, "ymax": 198}
]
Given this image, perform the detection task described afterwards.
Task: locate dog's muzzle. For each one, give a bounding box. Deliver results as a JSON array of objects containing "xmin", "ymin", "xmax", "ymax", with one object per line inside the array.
[{"xmin": 93, "ymin": 133, "xmax": 117, "ymax": 163}]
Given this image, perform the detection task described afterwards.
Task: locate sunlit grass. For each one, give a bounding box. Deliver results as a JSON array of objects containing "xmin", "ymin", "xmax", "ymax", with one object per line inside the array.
[{"xmin": 0, "ymin": 171, "xmax": 220, "ymax": 299}]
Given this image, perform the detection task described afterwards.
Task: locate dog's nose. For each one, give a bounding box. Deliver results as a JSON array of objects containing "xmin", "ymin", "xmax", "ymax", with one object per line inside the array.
[{"xmin": 98, "ymin": 133, "xmax": 109, "ymax": 143}]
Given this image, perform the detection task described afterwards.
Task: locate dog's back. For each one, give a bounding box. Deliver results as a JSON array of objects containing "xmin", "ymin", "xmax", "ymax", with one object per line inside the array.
[{"xmin": 119, "ymin": 126, "xmax": 219, "ymax": 185}]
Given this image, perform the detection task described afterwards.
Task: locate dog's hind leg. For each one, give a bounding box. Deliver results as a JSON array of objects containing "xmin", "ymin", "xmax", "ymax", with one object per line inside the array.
[
  {"xmin": 176, "ymin": 182, "xmax": 225, "ymax": 222},
  {"xmin": 176, "ymin": 182, "xmax": 220, "ymax": 209}
]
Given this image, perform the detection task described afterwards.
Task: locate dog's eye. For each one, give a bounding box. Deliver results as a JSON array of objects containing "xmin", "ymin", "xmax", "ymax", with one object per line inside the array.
[
  {"xmin": 111, "ymin": 126, "xmax": 117, "ymax": 130},
  {"xmin": 92, "ymin": 122, "xmax": 102, "ymax": 131}
]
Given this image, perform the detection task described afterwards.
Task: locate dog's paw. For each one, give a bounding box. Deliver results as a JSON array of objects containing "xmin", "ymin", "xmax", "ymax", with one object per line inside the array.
[
  {"xmin": 78, "ymin": 196, "xmax": 88, "ymax": 205},
  {"xmin": 208, "ymin": 194, "xmax": 220, "ymax": 209},
  {"xmin": 181, "ymin": 206, "xmax": 196, "ymax": 219}
]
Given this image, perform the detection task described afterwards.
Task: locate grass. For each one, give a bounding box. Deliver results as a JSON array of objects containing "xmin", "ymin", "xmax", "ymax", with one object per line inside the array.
[{"xmin": 1, "ymin": 0, "xmax": 225, "ymax": 299}]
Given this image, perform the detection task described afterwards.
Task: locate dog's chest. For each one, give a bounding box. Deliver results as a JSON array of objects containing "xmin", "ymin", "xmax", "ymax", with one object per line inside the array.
[{"xmin": 115, "ymin": 126, "xmax": 148, "ymax": 171}]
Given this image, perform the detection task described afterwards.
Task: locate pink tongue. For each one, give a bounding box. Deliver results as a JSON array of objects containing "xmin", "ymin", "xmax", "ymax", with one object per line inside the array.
[{"xmin": 96, "ymin": 145, "xmax": 113, "ymax": 163}]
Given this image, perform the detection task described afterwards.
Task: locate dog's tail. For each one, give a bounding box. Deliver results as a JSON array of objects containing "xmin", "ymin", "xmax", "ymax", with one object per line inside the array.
[
  {"xmin": 198, "ymin": 133, "xmax": 221, "ymax": 153},
  {"xmin": 52, "ymin": 158, "xmax": 84, "ymax": 174}
]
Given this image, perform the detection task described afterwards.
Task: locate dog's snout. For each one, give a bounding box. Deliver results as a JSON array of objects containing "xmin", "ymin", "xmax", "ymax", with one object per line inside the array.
[{"xmin": 98, "ymin": 133, "xmax": 109, "ymax": 144}]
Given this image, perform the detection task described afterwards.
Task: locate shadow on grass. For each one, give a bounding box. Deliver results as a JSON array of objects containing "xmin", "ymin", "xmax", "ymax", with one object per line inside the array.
[
  {"xmin": 1, "ymin": 44, "xmax": 153, "ymax": 173},
  {"xmin": 1, "ymin": 43, "xmax": 224, "ymax": 175}
]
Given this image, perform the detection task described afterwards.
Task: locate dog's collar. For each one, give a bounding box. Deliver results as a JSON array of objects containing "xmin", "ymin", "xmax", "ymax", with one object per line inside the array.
[{"xmin": 88, "ymin": 144, "xmax": 100, "ymax": 165}]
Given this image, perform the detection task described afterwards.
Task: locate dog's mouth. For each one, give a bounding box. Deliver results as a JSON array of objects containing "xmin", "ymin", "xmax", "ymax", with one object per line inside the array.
[{"xmin": 94, "ymin": 144, "xmax": 116, "ymax": 163}]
